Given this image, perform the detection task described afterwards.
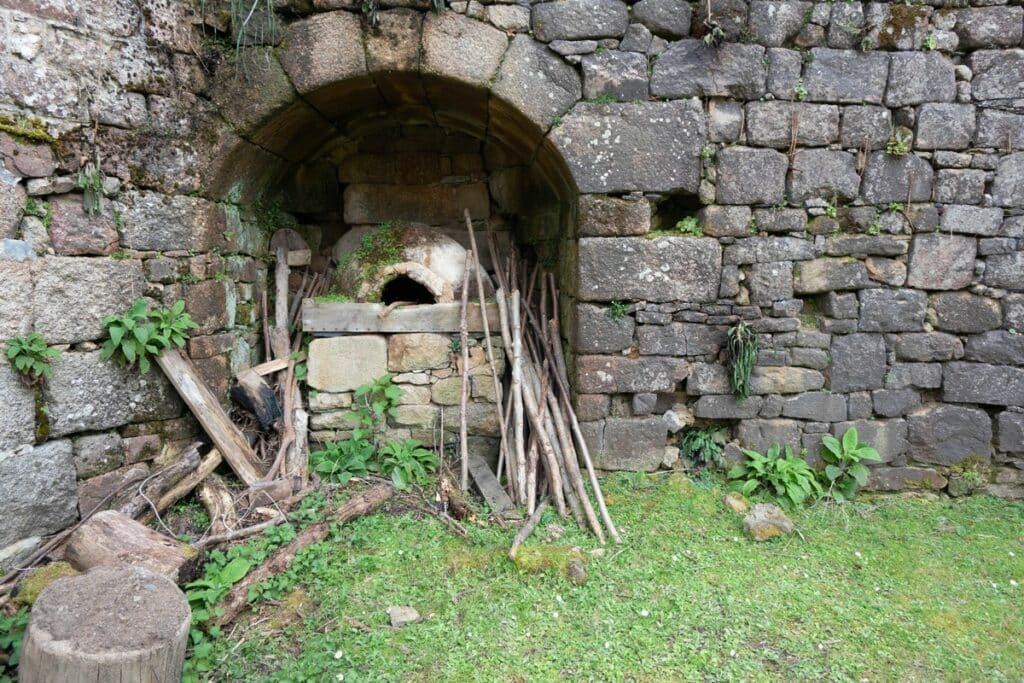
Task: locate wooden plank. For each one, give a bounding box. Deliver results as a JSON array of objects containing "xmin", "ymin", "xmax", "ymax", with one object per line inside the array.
[
  {"xmin": 155, "ymin": 349, "xmax": 265, "ymax": 485},
  {"xmin": 303, "ymin": 301, "xmax": 501, "ymax": 334},
  {"xmin": 286, "ymin": 249, "xmax": 311, "ymax": 266},
  {"xmin": 468, "ymin": 454, "xmax": 515, "ymax": 514},
  {"xmin": 250, "ymin": 354, "xmax": 304, "ymax": 376}
]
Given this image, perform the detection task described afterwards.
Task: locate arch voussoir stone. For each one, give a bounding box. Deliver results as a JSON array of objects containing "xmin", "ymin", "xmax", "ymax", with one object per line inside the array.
[{"xmin": 365, "ymin": 9, "xmax": 427, "ymax": 107}]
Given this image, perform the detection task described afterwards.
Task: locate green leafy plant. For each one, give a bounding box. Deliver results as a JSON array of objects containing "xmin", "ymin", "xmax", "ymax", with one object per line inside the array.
[
  {"xmin": 23, "ymin": 197, "xmax": 50, "ymax": 228},
  {"xmin": 725, "ymin": 321, "xmax": 758, "ymax": 401},
  {"xmin": 820, "ymin": 427, "xmax": 881, "ymax": 502},
  {"xmin": 922, "ymin": 34, "xmax": 937, "ymax": 50},
  {"xmin": 678, "ymin": 426, "xmax": 728, "ymax": 469},
  {"xmin": 886, "ymin": 130, "xmax": 910, "ymax": 157},
  {"xmin": 824, "ymin": 201, "xmax": 838, "ymax": 219},
  {"xmin": 100, "ymin": 299, "xmax": 198, "ymax": 374},
  {"xmin": 380, "ymin": 439, "xmax": 440, "ymax": 490},
  {"xmin": 794, "ymin": 78, "xmax": 808, "ymax": 101},
  {"xmin": 606, "ymin": 300, "xmax": 629, "ymax": 321},
  {"xmin": 728, "ymin": 444, "xmax": 822, "ymax": 509},
  {"xmin": 674, "ymin": 216, "xmax": 703, "ymax": 236},
  {"xmin": 310, "ymin": 429, "xmax": 377, "ymax": 484},
  {"xmin": 4, "ymin": 332, "xmax": 60, "ymax": 386},
  {"xmin": 589, "ymin": 93, "xmax": 616, "ymax": 104},
  {"xmin": 0, "ymin": 608, "xmax": 29, "ymax": 682}
]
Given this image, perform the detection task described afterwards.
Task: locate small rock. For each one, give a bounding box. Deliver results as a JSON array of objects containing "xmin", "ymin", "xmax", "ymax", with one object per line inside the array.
[
  {"xmin": 722, "ymin": 491, "xmax": 750, "ymax": 514},
  {"xmin": 387, "ymin": 605, "xmax": 420, "ymax": 628},
  {"xmin": 545, "ymin": 523, "xmax": 566, "ymax": 541},
  {"xmin": 662, "ymin": 445, "xmax": 680, "ymax": 469},
  {"xmin": 743, "ymin": 503, "xmax": 794, "ymax": 541},
  {"xmin": 567, "ymin": 558, "xmax": 588, "ymax": 586}
]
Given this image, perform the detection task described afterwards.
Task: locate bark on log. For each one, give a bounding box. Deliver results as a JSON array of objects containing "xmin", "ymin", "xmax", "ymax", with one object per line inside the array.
[
  {"xmin": 19, "ymin": 566, "xmax": 190, "ymax": 683},
  {"xmin": 198, "ymin": 474, "xmax": 238, "ymax": 536},
  {"xmin": 211, "ymin": 484, "xmax": 393, "ymax": 627},
  {"xmin": 119, "ymin": 445, "xmax": 202, "ymax": 520},
  {"xmin": 145, "ymin": 448, "xmax": 223, "ymax": 522},
  {"xmin": 231, "ymin": 368, "xmax": 282, "ymax": 431},
  {"xmin": 155, "ymin": 349, "xmax": 265, "ymax": 485},
  {"xmin": 63, "ymin": 510, "xmax": 199, "ymax": 582}
]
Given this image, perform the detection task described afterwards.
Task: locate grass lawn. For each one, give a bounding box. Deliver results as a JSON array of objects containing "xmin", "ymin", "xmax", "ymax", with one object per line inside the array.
[{"xmin": 206, "ymin": 474, "xmax": 1024, "ymax": 682}]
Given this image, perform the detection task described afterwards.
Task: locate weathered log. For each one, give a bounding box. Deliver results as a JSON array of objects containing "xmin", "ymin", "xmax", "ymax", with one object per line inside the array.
[
  {"xmin": 509, "ymin": 499, "xmax": 548, "ymax": 560},
  {"xmin": 155, "ymin": 349, "xmax": 265, "ymax": 485},
  {"xmin": 119, "ymin": 444, "xmax": 202, "ymax": 520},
  {"xmin": 198, "ymin": 474, "xmax": 238, "ymax": 536},
  {"xmin": 63, "ymin": 510, "xmax": 198, "ymax": 581},
  {"xmin": 211, "ymin": 484, "xmax": 393, "ymax": 627},
  {"xmin": 285, "ymin": 406, "xmax": 309, "ymax": 491},
  {"xmin": 19, "ymin": 566, "xmax": 190, "ymax": 683},
  {"xmin": 231, "ymin": 368, "xmax": 282, "ymax": 431},
  {"xmin": 145, "ymin": 448, "xmax": 223, "ymax": 522}
]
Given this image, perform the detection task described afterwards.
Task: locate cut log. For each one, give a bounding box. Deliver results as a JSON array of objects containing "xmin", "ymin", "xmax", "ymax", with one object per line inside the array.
[
  {"xmin": 198, "ymin": 474, "xmax": 239, "ymax": 536},
  {"xmin": 285, "ymin": 406, "xmax": 309, "ymax": 491},
  {"xmin": 467, "ymin": 455, "xmax": 515, "ymax": 515},
  {"xmin": 19, "ymin": 565, "xmax": 190, "ymax": 683},
  {"xmin": 155, "ymin": 349, "xmax": 264, "ymax": 485},
  {"xmin": 118, "ymin": 444, "xmax": 202, "ymax": 520},
  {"xmin": 147, "ymin": 448, "xmax": 223, "ymax": 521},
  {"xmin": 63, "ymin": 510, "xmax": 199, "ymax": 581},
  {"xmin": 212, "ymin": 484, "xmax": 393, "ymax": 627},
  {"xmin": 231, "ymin": 368, "xmax": 282, "ymax": 430}
]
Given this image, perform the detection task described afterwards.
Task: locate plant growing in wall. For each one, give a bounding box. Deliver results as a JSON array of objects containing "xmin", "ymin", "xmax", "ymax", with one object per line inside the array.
[
  {"xmin": 100, "ymin": 299, "xmax": 198, "ymax": 374},
  {"xmin": 380, "ymin": 439, "xmax": 439, "ymax": 490},
  {"xmin": 77, "ymin": 155, "xmax": 104, "ymax": 216},
  {"xmin": 4, "ymin": 333, "xmax": 61, "ymax": 386},
  {"xmin": 725, "ymin": 321, "xmax": 758, "ymax": 401},
  {"xmin": 678, "ymin": 426, "xmax": 728, "ymax": 469},
  {"xmin": 728, "ymin": 444, "xmax": 822, "ymax": 509},
  {"xmin": 819, "ymin": 427, "xmax": 880, "ymax": 502}
]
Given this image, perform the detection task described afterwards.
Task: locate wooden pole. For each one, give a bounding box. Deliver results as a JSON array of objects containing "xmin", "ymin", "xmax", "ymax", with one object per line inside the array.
[
  {"xmin": 510, "ymin": 290, "xmax": 527, "ymax": 507},
  {"xmin": 458, "ymin": 252, "xmax": 472, "ymax": 493}
]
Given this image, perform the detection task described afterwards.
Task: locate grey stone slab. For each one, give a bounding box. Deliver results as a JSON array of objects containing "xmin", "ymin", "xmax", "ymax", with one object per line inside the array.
[
  {"xmin": 907, "ymin": 404, "xmax": 992, "ymax": 465},
  {"xmin": 577, "ymin": 236, "xmax": 721, "ymax": 303},
  {"xmin": 0, "ymin": 440, "xmax": 78, "ymax": 547}
]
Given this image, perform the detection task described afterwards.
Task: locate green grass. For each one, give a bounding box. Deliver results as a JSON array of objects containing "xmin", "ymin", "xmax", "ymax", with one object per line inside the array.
[{"xmin": 206, "ymin": 476, "xmax": 1024, "ymax": 682}]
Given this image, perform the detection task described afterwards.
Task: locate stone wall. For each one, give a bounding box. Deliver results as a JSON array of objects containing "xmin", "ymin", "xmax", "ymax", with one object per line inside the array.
[
  {"xmin": 306, "ymin": 330, "xmax": 504, "ymax": 462},
  {"xmin": 1, "ymin": 0, "xmax": 1024, "ymax": 561}
]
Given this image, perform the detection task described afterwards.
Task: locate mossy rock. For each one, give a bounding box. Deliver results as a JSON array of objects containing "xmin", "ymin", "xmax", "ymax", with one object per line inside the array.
[{"xmin": 15, "ymin": 562, "xmax": 79, "ymax": 607}]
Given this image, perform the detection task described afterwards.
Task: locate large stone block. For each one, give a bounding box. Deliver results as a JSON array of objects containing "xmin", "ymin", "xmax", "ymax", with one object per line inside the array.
[
  {"xmin": 42, "ymin": 352, "xmax": 182, "ymax": 437},
  {"xmin": 531, "ymin": 0, "xmax": 629, "ymax": 41},
  {"xmin": 886, "ymin": 52, "xmax": 955, "ymax": 107},
  {"xmin": 915, "ymin": 104, "xmax": 975, "ymax": 151},
  {"xmin": 637, "ymin": 322, "xmax": 726, "ymax": 357},
  {"xmin": 749, "ymin": 1, "xmax": 812, "ymax": 47},
  {"xmin": 788, "ymin": 150, "xmax": 861, "ymax": 204},
  {"xmin": 793, "ymin": 258, "xmax": 870, "ymax": 295},
  {"xmin": 803, "ymin": 48, "xmax": 889, "ymax": 104},
  {"xmin": 750, "ymin": 366, "xmax": 825, "ymax": 395},
  {"xmin": 716, "ymin": 147, "xmax": 788, "ymax": 205},
  {"xmin": 860, "ymin": 152, "xmax": 934, "ymax": 204},
  {"xmin": 0, "ymin": 178, "xmax": 25, "ymax": 239},
  {"xmin": 935, "ymin": 170, "xmax": 986, "ymax": 205},
  {"xmin": 692, "ymin": 395, "xmax": 762, "ymax": 419},
  {"xmin": 308, "ymin": 336, "xmax": 387, "ymax": 392},
  {"xmin": 997, "ymin": 411, "xmax": 1024, "ymax": 453},
  {"xmin": 840, "ymin": 105, "xmax": 891, "ymax": 149},
  {"xmin": 970, "ymin": 49, "xmax": 1024, "ymax": 101},
  {"xmin": 211, "ymin": 48, "xmax": 296, "ymax": 136},
  {"xmin": 736, "ymin": 419, "xmax": 801, "ymax": 453},
  {"xmin": 48, "ymin": 195, "xmax": 119, "ymax": 256},
  {"xmin": 829, "ymin": 333, "xmax": 886, "ymax": 392},
  {"xmin": 724, "ymin": 237, "xmax": 815, "ymax": 265},
  {"xmin": 872, "ymin": 389, "xmax": 921, "ymax": 418},
  {"xmin": 0, "ymin": 365, "xmax": 35, "ymax": 451},
  {"xmin": 116, "ymin": 191, "xmax": 227, "ymax": 252},
  {"xmin": 577, "ymin": 237, "xmax": 721, "ymax": 303},
  {"xmin": 184, "ymin": 280, "xmax": 232, "ymax": 336},
  {"xmin": 864, "ymin": 467, "xmax": 947, "ymax": 492},
  {"xmin": 0, "ymin": 440, "xmax": 78, "ymax": 547},
  {"xmin": 858, "ymin": 289, "xmax": 926, "ymax": 333},
  {"xmin": 574, "ymin": 304, "xmax": 635, "ymax": 354},
  {"xmin": 388, "ymin": 333, "xmax": 452, "ymax": 372},
  {"xmin": 72, "ymin": 432, "xmax": 125, "ymax": 479},
  {"xmin": 907, "ymin": 404, "xmax": 992, "ymax": 465},
  {"xmin": 931, "ymin": 293, "xmax": 1002, "ymax": 334},
  {"xmin": 594, "ymin": 417, "xmax": 668, "ymax": 472},
  {"xmin": 577, "ymin": 195, "xmax": 650, "ymax": 237},
  {"xmin": 575, "ymin": 355, "xmax": 686, "ymax": 393},
  {"xmin": 963, "ymin": 331, "xmax": 1024, "ymax": 366},
  {"xmin": 906, "ymin": 234, "xmax": 976, "ymax": 291},
  {"xmin": 956, "ymin": 6, "xmax": 1024, "ymax": 49},
  {"xmin": 894, "ymin": 333, "xmax": 963, "ymax": 362},
  {"xmin": 632, "ymin": 0, "xmax": 691, "ymax": 39},
  {"xmin": 944, "ymin": 362, "xmax": 1024, "ymax": 407},
  {"xmin": 824, "ymin": 235, "xmax": 909, "ymax": 258},
  {"xmin": 992, "ymin": 153, "xmax": 1024, "ymax": 208},
  {"xmin": 885, "ymin": 362, "xmax": 942, "ymax": 390},
  {"xmin": 748, "ymin": 261, "xmax": 793, "ymax": 306},
  {"xmin": 782, "ymin": 392, "xmax": 847, "ymax": 422},
  {"xmin": 32, "ymin": 257, "xmax": 145, "ymax": 344},
  {"xmin": 551, "ymin": 101, "xmax": 705, "ymax": 193},
  {"xmin": 279, "ymin": 10, "xmax": 367, "ymax": 95},
  {"xmin": 0, "ymin": 260, "xmax": 32, "ymax": 340},
  {"xmin": 939, "ymin": 205, "xmax": 1003, "ymax": 237},
  {"xmin": 492, "ymin": 35, "xmax": 581, "ymax": 131},
  {"xmin": 650, "ymin": 41, "xmax": 766, "ymax": 100},
  {"xmin": 581, "ymin": 50, "xmax": 648, "ymax": 102},
  {"xmin": 343, "ymin": 183, "xmax": 489, "ymax": 225},
  {"xmin": 832, "ymin": 419, "xmax": 908, "ymax": 465},
  {"xmin": 982, "ymin": 252, "xmax": 1024, "ymax": 291}
]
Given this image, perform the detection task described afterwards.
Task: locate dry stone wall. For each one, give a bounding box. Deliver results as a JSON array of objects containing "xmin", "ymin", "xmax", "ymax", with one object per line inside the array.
[{"xmin": 1, "ymin": 0, "xmax": 1023, "ymax": 560}]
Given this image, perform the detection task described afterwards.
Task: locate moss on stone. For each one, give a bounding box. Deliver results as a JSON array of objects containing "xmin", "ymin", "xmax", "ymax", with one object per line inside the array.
[
  {"xmin": 15, "ymin": 562, "xmax": 79, "ymax": 607},
  {"xmin": 0, "ymin": 115, "xmax": 56, "ymax": 145}
]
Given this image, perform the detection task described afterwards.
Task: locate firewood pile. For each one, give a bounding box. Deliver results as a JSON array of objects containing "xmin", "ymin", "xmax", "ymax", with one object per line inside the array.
[{"xmin": 455, "ymin": 210, "xmax": 621, "ymax": 551}]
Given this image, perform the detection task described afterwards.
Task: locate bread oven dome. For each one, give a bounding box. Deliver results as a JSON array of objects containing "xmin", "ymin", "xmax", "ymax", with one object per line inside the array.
[{"xmin": 331, "ymin": 222, "xmax": 470, "ymax": 304}]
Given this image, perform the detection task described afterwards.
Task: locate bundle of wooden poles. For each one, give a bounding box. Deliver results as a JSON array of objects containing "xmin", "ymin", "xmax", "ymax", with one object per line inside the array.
[{"xmin": 456, "ymin": 211, "xmax": 621, "ymax": 547}]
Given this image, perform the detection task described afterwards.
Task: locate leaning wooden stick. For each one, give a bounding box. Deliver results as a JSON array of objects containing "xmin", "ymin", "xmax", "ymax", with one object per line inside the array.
[
  {"xmin": 458, "ymin": 251, "xmax": 472, "ymax": 492},
  {"xmin": 509, "ymin": 499, "xmax": 549, "ymax": 560},
  {"xmin": 510, "ymin": 290, "xmax": 527, "ymax": 507}
]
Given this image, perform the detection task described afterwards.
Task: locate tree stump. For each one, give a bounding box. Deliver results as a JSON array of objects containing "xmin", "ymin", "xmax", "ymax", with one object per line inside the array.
[{"xmin": 19, "ymin": 566, "xmax": 190, "ymax": 683}]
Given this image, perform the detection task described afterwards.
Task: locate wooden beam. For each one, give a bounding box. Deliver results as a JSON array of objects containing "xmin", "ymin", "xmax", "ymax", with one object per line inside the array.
[
  {"xmin": 468, "ymin": 455, "xmax": 515, "ymax": 514},
  {"xmin": 155, "ymin": 349, "xmax": 264, "ymax": 485},
  {"xmin": 286, "ymin": 249, "xmax": 311, "ymax": 266},
  {"xmin": 303, "ymin": 302, "xmax": 501, "ymax": 334}
]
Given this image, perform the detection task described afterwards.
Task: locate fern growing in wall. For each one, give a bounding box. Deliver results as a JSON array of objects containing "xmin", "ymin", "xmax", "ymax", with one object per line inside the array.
[{"xmin": 726, "ymin": 321, "xmax": 758, "ymax": 401}]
